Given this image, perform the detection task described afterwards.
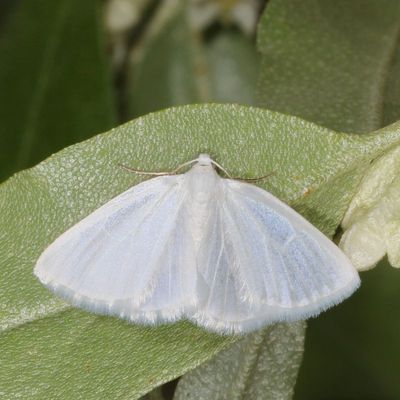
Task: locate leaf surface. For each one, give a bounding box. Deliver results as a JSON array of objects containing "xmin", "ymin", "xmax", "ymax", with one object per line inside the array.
[
  {"xmin": 2, "ymin": 104, "xmax": 400, "ymax": 399},
  {"xmin": 174, "ymin": 323, "xmax": 306, "ymax": 400},
  {"xmin": 255, "ymin": 1, "xmax": 400, "ymax": 398},
  {"xmin": 340, "ymin": 142, "xmax": 400, "ymax": 270},
  {"xmin": 257, "ymin": 0, "xmax": 400, "ymax": 133}
]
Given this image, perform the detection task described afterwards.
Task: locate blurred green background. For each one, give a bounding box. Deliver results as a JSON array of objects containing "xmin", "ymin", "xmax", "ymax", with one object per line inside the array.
[{"xmin": 1, "ymin": 1, "xmax": 400, "ymax": 399}]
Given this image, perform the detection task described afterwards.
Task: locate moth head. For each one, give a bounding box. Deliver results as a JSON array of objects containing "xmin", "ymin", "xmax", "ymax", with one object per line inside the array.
[{"xmin": 197, "ymin": 154, "xmax": 213, "ymax": 167}]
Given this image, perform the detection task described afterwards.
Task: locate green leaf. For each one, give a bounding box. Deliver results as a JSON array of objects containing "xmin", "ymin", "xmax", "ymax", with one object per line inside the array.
[
  {"xmin": 2, "ymin": 104, "xmax": 400, "ymax": 398},
  {"xmin": 257, "ymin": 0, "xmax": 400, "ymax": 133},
  {"xmin": 0, "ymin": 0, "xmax": 16, "ymax": 32},
  {"xmin": 340, "ymin": 142, "xmax": 400, "ymax": 270},
  {"xmin": 256, "ymin": 1, "xmax": 400, "ymax": 397},
  {"xmin": 204, "ymin": 30, "xmax": 260, "ymax": 106},
  {"xmin": 295, "ymin": 260, "xmax": 400, "ymax": 399},
  {"xmin": 0, "ymin": 0, "xmax": 116, "ymax": 181},
  {"xmin": 127, "ymin": 2, "xmax": 259, "ymax": 118},
  {"xmin": 382, "ymin": 33, "xmax": 400, "ymax": 126},
  {"xmin": 174, "ymin": 323, "xmax": 306, "ymax": 400},
  {"xmin": 140, "ymin": 386, "xmax": 166, "ymax": 400},
  {"xmin": 128, "ymin": 2, "xmax": 201, "ymax": 117}
]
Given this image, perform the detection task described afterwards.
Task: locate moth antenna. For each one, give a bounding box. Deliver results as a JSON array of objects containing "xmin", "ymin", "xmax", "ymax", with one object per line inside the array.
[
  {"xmin": 209, "ymin": 160, "xmax": 233, "ymax": 178},
  {"xmin": 118, "ymin": 164, "xmax": 170, "ymax": 176},
  {"xmin": 233, "ymin": 171, "xmax": 276, "ymax": 183},
  {"xmin": 211, "ymin": 159, "xmax": 275, "ymax": 182},
  {"xmin": 117, "ymin": 158, "xmax": 199, "ymax": 176}
]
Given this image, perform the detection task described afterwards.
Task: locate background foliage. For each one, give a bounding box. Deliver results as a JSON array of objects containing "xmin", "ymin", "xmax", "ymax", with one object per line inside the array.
[{"xmin": 1, "ymin": 0, "xmax": 400, "ymax": 399}]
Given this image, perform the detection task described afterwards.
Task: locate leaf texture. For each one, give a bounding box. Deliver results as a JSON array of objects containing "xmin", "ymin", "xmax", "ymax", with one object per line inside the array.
[
  {"xmin": 174, "ymin": 323, "xmax": 306, "ymax": 400},
  {"xmin": 1, "ymin": 104, "xmax": 400, "ymax": 399}
]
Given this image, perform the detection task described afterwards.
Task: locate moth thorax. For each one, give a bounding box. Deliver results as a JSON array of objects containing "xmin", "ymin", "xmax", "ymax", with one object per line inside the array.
[{"xmin": 187, "ymin": 168, "xmax": 217, "ymax": 248}]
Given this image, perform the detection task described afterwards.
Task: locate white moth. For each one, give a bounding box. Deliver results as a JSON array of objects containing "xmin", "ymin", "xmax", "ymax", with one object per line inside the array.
[{"xmin": 34, "ymin": 154, "xmax": 360, "ymax": 334}]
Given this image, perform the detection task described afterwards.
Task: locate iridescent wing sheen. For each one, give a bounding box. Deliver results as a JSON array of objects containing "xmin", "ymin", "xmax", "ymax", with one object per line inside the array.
[
  {"xmin": 34, "ymin": 175, "xmax": 198, "ymax": 324},
  {"xmin": 192, "ymin": 179, "xmax": 360, "ymax": 334}
]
